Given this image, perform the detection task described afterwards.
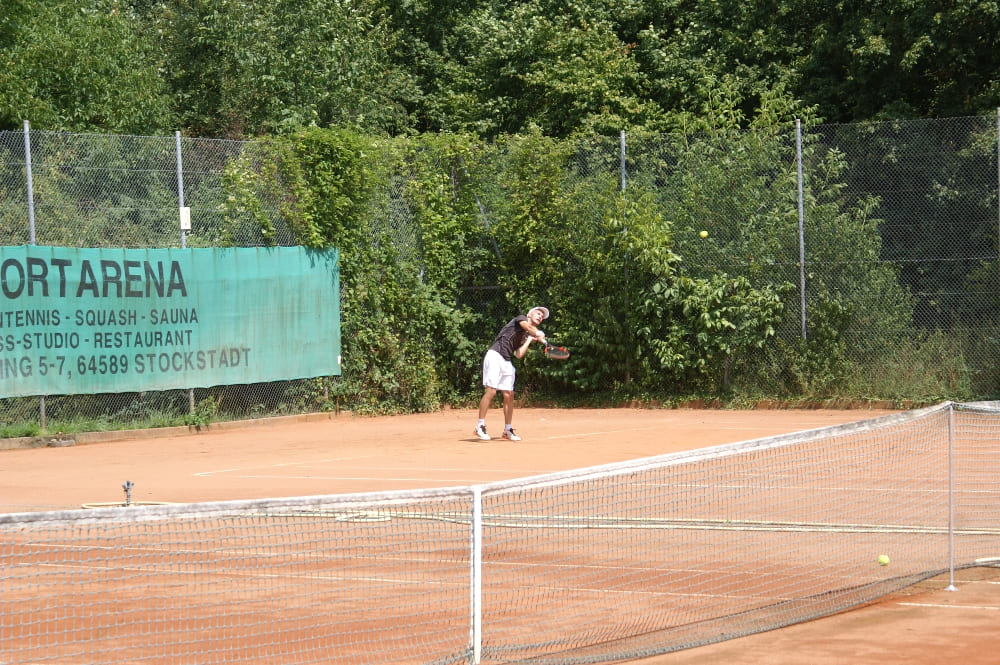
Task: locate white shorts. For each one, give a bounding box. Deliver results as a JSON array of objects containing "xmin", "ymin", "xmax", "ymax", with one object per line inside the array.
[{"xmin": 482, "ymin": 349, "xmax": 515, "ymax": 391}]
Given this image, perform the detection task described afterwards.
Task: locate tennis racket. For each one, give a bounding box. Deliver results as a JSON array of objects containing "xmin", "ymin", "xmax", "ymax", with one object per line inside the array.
[{"xmin": 542, "ymin": 340, "xmax": 570, "ymax": 360}]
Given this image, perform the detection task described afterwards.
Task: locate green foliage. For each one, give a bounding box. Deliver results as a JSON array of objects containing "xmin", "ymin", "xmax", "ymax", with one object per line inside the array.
[
  {"xmin": 221, "ymin": 128, "xmax": 482, "ymax": 412},
  {"xmin": 6, "ymin": 0, "xmax": 1000, "ymax": 139},
  {"xmin": 794, "ymin": 0, "xmax": 1000, "ymax": 120},
  {"xmin": 779, "ymin": 299, "xmax": 853, "ymax": 396},
  {"xmin": 400, "ymin": 133, "xmax": 485, "ymax": 294},
  {"xmin": 431, "ymin": 2, "xmax": 669, "ymax": 138},
  {"xmin": 640, "ymin": 274, "xmax": 785, "ymax": 391},
  {"xmin": 220, "ymin": 127, "xmax": 377, "ymax": 248},
  {"xmin": 0, "ymin": 421, "xmax": 41, "ymax": 438},
  {"xmin": 839, "ymin": 331, "xmax": 976, "ymax": 403},
  {"xmin": 286, "ymin": 128, "xmax": 379, "ymax": 250},
  {"xmin": 184, "ymin": 396, "xmax": 220, "ymax": 427},
  {"xmin": 147, "ymin": 0, "xmax": 414, "ymax": 137},
  {"xmin": 0, "ymin": 0, "xmax": 176, "ymax": 133},
  {"xmin": 628, "ymin": 85, "xmax": 918, "ymax": 399},
  {"xmin": 341, "ymin": 273, "xmax": 448, "ymax": 414},
  {"xmin": 467, "ymin": 127, "xmax": 788, "ymax": 397}
]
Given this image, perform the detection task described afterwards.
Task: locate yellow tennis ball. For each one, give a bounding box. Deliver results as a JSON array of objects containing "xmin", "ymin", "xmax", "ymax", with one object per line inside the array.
[
  {"xmin": 699, "ymin": 230, "xmax": 709, "ymax": 238},
  {"xmin": 877, "ymin": 554, "xmax": 890, "ymax": 566}
]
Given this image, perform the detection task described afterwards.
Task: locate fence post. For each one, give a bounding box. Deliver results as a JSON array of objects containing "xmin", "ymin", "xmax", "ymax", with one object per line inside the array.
[
  {"xmin": 795, "ymin": 119, "xmax": 807, "ymax": 341},
  {"xmin": 175, "ymin": 131, "xmax": 195, "ymax": 415},
  {"xmin": 23, "ymin": 120, "xmax": 36, "ymax": 244},
  {"xmin": 620, "ymin": 130, "xmax": 632, "ymax": 385},
  {"xmin": 24, "ymin": 120, "xmax": 46, "ymax": 429},
  {"xmin": 176, "ymin": 131, "xmax": 188, "ymax": 250},
  {"xmin": 620, "ymin": 129, "xmax": 627, "ymax": 192}
]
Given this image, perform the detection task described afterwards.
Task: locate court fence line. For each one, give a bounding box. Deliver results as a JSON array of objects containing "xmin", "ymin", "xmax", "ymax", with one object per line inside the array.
[{"xmin": 1, "ymin": 115, "xmax": 1000, "ymax": 429}]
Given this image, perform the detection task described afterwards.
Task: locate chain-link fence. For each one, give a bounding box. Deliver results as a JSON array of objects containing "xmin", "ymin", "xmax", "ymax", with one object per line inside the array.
[
  {"xmin": 544, "ymin": 118, "xmax": 999, "ymax": 401},
  {"xmin": 0, "ymin": 129, "xmax": 319, "ymax": 432},
  {"xmin": 0, "ymin": 115, "xmax": 998, "ymax": 432}
]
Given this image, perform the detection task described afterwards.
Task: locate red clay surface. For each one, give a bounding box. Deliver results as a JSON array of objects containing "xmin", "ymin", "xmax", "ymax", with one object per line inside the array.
[{"xmin": 2, "ymin": 406, "xmax": 999, "ymax": 664}]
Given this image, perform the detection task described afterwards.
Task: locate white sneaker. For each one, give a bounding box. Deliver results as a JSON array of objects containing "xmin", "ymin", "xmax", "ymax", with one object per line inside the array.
[
  {"xmin": 502, "ymin": 428, "xmax": 521, "ymax": 441},
  {"xmin": 474, "ymin": 424, "xmax": 491, "ymax": 440}
]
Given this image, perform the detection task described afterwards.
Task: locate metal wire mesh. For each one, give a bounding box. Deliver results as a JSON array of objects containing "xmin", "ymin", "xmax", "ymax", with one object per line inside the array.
[
  {"xmin": 0, "ymin": 115, "xmax": 998, "ymax": 431},
  {"xmin": 0, "ymin": 131, "xmax": 327, "ymax": 430}
]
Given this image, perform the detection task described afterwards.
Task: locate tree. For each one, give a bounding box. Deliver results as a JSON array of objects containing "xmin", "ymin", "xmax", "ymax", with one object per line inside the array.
[
  {"xmin": 148, "ymin": 0, "xmax": 416, "ymax": 138},
  {"xmin": 434, "ymin": 1, "xmax": 668, "ymax": 138},
  {"xmin": 0, "ymin": 0, "xmax": 175, "ymax": 133},
  {"xmin": 476, "ymin": 129, "xmax": 786, "ymax": 394},
  {"xmin": 626, "ymin": 0, "xmax": 1000, "ymax": 124},
  {"xmin": 627, "ymin": 80, "xmax": 914, "ymax": 394},
  {"xmin": 795, "ymin": 0, "xmax": 1000, "ymax": 120}
]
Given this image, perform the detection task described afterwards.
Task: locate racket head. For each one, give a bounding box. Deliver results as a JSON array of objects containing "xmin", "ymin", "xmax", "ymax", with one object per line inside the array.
[{"xmin": 544, "ymin": 343, "xmax": 570, "ymax": 360}]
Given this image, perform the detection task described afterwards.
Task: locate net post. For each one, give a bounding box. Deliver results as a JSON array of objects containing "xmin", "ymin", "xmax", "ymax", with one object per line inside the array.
[
  {"xmin": 471, "ymin": 485, "xmax": 483, "ymax": 663},
  {"xmin": 946, "ymin": 402, "xmax": 958, "ymax": 592}
]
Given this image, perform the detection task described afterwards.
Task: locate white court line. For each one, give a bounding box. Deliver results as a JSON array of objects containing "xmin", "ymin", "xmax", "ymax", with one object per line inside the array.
[
  {"xmin": 209, "ymin": 474, "xmax": 483, "ymax": 482},
  {"xmin": 546, "ymin": 426, "xmax": 657, "ymax": 440},
  {"xmin": 898, "ymin": 602, "xmax": 1000, "ymax": 610},
  {"xmin": 193, "ymin": 465, "xmax": 316, "ymax": 477},
  {"xmin": 194, "ymin": 460, "xmax": 340, "ymax": 476},
  {"xmin": 195, "ymin": 463, "xmax": 531, "ymax": 478},
  {"xmin": 194, "ymin": 454, "xmax": 383, "ymax": 477}
]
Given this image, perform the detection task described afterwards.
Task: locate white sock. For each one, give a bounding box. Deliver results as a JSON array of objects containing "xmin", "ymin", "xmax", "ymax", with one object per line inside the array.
[{"xmin": 478, "ymin": 419, "xmax": 485, "ymax": 427}]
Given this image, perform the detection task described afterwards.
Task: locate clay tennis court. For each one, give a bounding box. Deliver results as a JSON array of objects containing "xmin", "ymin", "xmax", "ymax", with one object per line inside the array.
[{"xmin": 2, "ymin": 406, "xmax": 998, "ymax": 664}]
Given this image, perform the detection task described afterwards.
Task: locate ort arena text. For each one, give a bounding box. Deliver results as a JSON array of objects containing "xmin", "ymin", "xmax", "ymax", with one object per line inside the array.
[{"xmin": 0, "ymin": 257, "xmax": 187, "ymax": 299}]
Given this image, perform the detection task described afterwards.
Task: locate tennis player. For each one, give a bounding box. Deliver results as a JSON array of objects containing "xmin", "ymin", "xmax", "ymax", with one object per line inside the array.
[{"xmin": 474, "ymin": 306, "xmax": 549, "ymax": 441}]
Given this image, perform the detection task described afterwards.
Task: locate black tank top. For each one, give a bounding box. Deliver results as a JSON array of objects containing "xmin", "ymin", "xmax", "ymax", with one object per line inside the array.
[{"xmin": 489, "ymin": 315, "xmax": 529, "ymax": 361}]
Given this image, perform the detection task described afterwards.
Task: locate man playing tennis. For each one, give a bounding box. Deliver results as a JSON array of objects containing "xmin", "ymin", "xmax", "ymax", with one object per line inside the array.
[{"xmin": 474, "ymin": 306, "xmax": 549, "ymax": 441}]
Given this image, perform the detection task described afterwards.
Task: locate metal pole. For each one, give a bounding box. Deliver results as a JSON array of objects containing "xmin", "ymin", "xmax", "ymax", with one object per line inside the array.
[
  {"xmin": 946, "ymin": 403, "xmax": 957, "ymax": 591},
  {"xmin": 996, "ymin": 108, "xmax": 999, "ymax": 265},
  {"xmin": 176, "ymin": 131, "xmax": 187, "ymax": 249},
  {"xmin": 620, "ymin": 129, "xmax": 632, "ymax": 384},
  {"xmin": 470, "ymin": 487, "xmax": 483, "ymax": 664},
  {"xmin": 175, "ymin": 131, "xmax": 195, "ymax": 414},
  {"xmin": 796, "ymin": 119, "xmax": 807, "ymax": 340},
  {"xmin": 620, "ymin": 129, "xmax": 627, "ymax": 192},
  {"xmin": 25, "ymin": 120, "xmax": 45, "ymax": 428},
  {"xmin": 23, "ymin": 120, "xmax": 36, "ymax": 244}
]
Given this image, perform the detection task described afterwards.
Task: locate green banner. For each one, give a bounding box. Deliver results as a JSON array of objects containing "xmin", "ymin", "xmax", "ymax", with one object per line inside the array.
[{"xmin": 0, "ymin": 245, "xmax": 340, "ymax": 397}]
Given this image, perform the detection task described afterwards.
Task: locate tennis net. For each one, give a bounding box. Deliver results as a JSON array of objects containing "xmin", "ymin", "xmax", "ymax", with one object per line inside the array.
[{"xmin": 2, "ymin": 401, "xmax": 998, "ymax": 664}]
